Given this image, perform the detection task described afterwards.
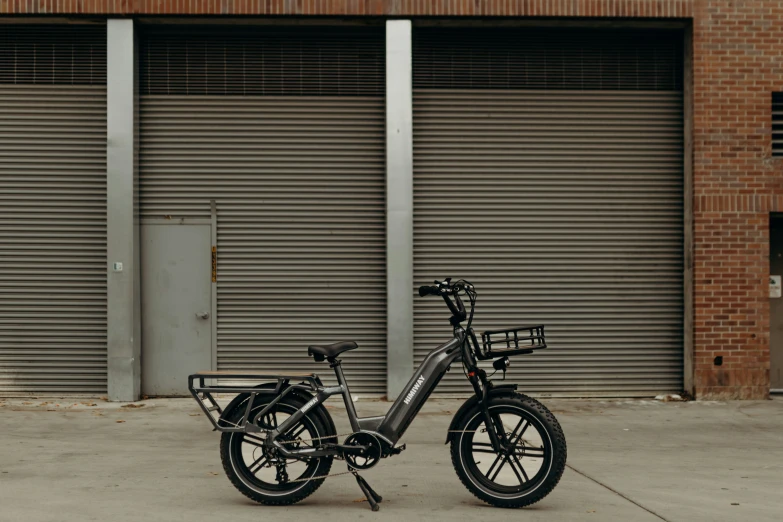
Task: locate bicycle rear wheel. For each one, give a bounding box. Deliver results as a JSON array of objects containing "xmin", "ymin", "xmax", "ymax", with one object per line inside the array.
[{"xmin": 220, "ymin": 393, "xmax": 334, "ymax": 505}]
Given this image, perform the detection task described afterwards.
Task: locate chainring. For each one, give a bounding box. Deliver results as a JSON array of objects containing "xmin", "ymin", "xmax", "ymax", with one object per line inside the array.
[{"xmin": 343, "ymin": 432, "xmax": 382, "ymax": 470}]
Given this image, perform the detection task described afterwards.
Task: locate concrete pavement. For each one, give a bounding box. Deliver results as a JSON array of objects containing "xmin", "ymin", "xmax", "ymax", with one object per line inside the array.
[{"xmin": 0, "ymin": 395, "xmax": 781, "ymax": 522}]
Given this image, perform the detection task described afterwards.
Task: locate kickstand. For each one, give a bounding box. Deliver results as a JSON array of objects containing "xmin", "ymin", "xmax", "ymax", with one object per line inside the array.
[{"xmin": 351, "ymin": 470, "xmax": 383, "ymax": 511}]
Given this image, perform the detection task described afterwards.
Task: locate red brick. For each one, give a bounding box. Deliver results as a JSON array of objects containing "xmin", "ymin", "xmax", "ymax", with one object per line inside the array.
[{"xmin": 0, "ymin": 0, "xmax": 697, "ymax": 14}]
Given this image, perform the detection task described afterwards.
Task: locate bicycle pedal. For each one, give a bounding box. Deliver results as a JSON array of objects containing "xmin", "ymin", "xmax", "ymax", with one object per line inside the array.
[{"xmin": 389, "ymin": 443, "xmax": 406, "ymax": 455}]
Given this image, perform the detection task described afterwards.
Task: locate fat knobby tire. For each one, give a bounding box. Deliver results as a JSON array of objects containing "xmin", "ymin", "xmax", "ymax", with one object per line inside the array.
[
  {"xmin": 450, "ymin": 393, "xmax": 567, "ymax": 508},
  {"xmin": 219, "ymin": 393, "xmax": 335, "ymax": 506}
]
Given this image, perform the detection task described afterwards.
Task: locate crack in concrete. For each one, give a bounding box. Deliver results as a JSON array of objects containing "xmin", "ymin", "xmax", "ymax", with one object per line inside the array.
[{"xmin": 567, "ymin": 464, "xmax": 671, "ymax": 522}]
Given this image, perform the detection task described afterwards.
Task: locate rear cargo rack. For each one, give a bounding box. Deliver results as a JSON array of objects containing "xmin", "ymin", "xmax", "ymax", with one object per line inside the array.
[
  {"xmin": 187, "ymin": 371, "xmax": 322, "ymax": 433},
  {"xmin": 477, "ymin": 325, "xmax": 547, "ymax": 360}
]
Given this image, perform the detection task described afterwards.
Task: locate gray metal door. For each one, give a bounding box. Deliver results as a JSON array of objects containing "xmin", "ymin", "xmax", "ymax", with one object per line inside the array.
[
  {"xmin": 413, "ymin": 27, "xmax": 685, "ymax": 396},
  {"xmin": 142, "ymin": 224, "xmax": 212, "ymax": 396},
  {"xmin": 139, "ymin": 26, "xmax": 387, "ymax": 393},
  {"xmin": 770, "ymin": 215, "xmax": 783, "ymax": 392},
  {"xmin": 0, "ymin": 25, "xmax": 107, "ymax": 395}
]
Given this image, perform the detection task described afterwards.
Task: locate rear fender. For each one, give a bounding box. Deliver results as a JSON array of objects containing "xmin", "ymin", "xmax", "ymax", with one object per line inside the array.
[
  {"xmin": 445, "ymin": 384, "xmax": 519, "ymax": 444},
  {"xmin": 218, "ymin": 382, "xmax": 337, "ymax": 437}
]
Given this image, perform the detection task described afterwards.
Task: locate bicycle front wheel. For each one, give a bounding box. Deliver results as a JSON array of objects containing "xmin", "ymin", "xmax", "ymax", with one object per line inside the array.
[{"xmin": 450, "ymin": 393, "xmax": 567, "ymax": 508}]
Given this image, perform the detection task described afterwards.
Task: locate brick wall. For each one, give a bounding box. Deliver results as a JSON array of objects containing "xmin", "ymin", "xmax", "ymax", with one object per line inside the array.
[
  {"xmin": 692, "ymin": 0, "xmax": 781, "ymax": 399},
  {"xmin": 0, "ymin": 0, "xmax": 694, "ymax": 17},
  {"xmin": 1, "ymin": 0, "xmax": 779, "ymax": 399}
]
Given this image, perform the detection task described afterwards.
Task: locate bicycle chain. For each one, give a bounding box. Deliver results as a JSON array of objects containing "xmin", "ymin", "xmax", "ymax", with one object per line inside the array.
[
  {"xmin": 257, "ymin": 430, "xmax": 479, "ymax": 445},
  {"xmin": 245, "ymin": 429, "xmax": 525, "ymax": 484},
  {"xmin": 274, "ymin": 434, "xmax": 369, "ymax": 484}
]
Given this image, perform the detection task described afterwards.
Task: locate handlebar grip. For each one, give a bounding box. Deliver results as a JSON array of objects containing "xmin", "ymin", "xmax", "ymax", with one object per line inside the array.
[{"xmin": 419, "ymin": 285, "xmax": 440, "ymax": 297}]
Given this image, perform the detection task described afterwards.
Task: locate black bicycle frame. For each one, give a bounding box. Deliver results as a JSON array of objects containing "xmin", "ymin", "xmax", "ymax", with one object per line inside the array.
[
  {"xmin": 189, "ymin": 327, "xmax": 477, "ymax": 459},
  {"xmin": 269, "ymin": 329, "xmax": 466, "ymax": 456},
  {"xmin": 188, "ymin": 278, "xmax": 519, "ymax": 473}
]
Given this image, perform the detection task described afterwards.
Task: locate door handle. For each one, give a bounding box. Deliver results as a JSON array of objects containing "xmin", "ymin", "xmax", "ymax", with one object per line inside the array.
[{"xmin": 196, "ymin": 312, "xmax": 210, "ymax": 320}]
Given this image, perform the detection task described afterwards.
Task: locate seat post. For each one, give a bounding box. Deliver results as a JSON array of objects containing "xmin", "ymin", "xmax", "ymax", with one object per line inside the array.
[{"xmin": 330, "ymin": 358, "xmax": 360, "ymax": 432}]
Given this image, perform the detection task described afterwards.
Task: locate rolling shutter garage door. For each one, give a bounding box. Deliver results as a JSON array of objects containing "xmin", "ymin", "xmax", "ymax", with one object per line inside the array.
[
  {"xmin": 413, "ymin": 28, "xmax": 684, "ymax": 396},
  {"xmin": 139, "ymin": 26, "xmax": 387, "ymax": 393},
  {"xmin": 0, "ymin": 25, "xmax": 107, "ymax": 394}
]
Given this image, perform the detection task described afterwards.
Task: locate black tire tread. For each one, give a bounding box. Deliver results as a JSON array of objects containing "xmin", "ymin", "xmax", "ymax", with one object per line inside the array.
[
  {"xmin": 450, "ymin": 392, "xmax": 567, "ymax": 509},
  {"xmin": 219, "ymin": 395, "xmax": 334, "ymax": 506}
]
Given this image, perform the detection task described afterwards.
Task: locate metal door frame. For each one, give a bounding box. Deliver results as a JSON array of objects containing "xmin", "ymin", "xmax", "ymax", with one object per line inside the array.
[
  {"xmin": 140, "ymin": 215, "xmax": 217, "ymax": 371},
  {"xmin": 770, "ymin": 212, "xmax": 783, "ymax": 394}
]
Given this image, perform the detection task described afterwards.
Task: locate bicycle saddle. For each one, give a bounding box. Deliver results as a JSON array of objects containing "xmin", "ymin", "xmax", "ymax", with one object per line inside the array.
[{"xmin": 308, "ymin": 341, "xmax": 358, "ymax": 360}]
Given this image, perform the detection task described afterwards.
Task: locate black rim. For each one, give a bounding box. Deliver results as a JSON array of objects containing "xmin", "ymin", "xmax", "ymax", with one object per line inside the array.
[
  {"xmin": 460, "ymin": 405, "xmax": 552, "ymax": 496},
  {"xmin": 229, "ymin": 401, "xmax": 322, "ymax": 492}
]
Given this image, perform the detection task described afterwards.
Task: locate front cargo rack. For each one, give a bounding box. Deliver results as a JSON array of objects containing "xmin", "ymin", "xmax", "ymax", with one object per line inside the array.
[{"xmin": 479, "ymin": 325, "xmax": 547, "ymax": 360}]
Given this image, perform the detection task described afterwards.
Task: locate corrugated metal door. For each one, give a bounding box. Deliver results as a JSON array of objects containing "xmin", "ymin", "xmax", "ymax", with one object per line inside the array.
[
  {"xmin": 139, "ymin": 26, "xmax": 387, "ymax": 392},
  {"xmin": 413, "ymin": 28, "xmax": 684, "ymax": 396},
  {"xmin": 0, "ymin": 25, "xmax": 107, "ymax": 394}
]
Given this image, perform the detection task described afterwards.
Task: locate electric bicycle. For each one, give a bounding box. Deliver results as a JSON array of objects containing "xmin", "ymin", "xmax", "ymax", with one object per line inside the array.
[{"xmin": 189, "ymin": 278, "xmax": 567, "ymax": 510}]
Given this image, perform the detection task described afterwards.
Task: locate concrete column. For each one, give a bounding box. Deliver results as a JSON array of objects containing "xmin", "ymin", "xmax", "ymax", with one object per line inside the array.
[
  {"xmin": 683, "ymin": 25, "xmax": 694, "ymax": 396},
  {"xmin": 106, "ymin": 19, "xmax": 141, "ymax": 401},
  {"xmin": 385, "ymin": 20, "xmax": 414, "ymax": 400}
]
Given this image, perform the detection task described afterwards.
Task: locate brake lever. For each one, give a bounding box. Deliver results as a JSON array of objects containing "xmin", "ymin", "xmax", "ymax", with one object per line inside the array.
[{"xmin": 435, "ymin": 278, "xmax": 452, "ymax": 290}]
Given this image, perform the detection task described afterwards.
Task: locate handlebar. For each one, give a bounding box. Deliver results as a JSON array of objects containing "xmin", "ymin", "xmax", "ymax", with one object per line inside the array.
[
  {"xmin": 418, "ymin": 278, "xmax": 472, "ymax": 326},
  {"xmin": 418, "ymin": 285, "xmax": 440, "ymax": 297},
  {"xmin": 418, "ymin": 279, "xmax": 482, "ymax": 385}
]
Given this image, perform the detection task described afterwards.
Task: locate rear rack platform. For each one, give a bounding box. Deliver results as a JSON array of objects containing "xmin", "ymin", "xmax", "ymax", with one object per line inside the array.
[{"xmin": 188, "ymin": 371, "xmax": 323, "ymax": 433}]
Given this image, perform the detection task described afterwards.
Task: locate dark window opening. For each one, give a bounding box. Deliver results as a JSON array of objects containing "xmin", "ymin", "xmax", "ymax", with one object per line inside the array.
[
  {"xmin": 413, "ymin": 27, "xmax": 684, "ymax": 91},
  {"xmin": 139, "ymin": 25, "xmax": 385, "ymax": 97},
  {"xmin": 0, "ymin": 25, "xmax": 107, "ymax": 85},
  {"xmin": 772, "ymin": 92, "xmax": 783, "ymax": 157}
]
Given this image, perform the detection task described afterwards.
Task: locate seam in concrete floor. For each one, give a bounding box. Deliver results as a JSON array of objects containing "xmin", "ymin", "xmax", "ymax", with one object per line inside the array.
[{"xmin": 567, "ymin": 465, "xmax": 670, "ymax": 522}]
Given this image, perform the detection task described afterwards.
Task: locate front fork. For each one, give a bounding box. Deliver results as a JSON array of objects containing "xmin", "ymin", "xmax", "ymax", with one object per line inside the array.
[{"xmin": 464, "ymin": 328, "xmax": 508, "ymax": 454}]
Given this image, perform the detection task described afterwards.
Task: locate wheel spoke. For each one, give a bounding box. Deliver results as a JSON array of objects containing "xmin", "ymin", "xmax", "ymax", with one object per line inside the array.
[
  {"xmin": 506, "ymin": 454, "xmax": 525, "ymax": 485},
  {"xmin": 503, "ymin": 417, "xmax": 531, "ymax": 449},
  {"xmin": 248, "ymin": 455, "xmax": 268, "ymax": 474},
  {"xmin": 471, "ymin": 442, "xmax": 495, "ymax": 449},
  {"xmin": 515, "ymin": 422, "xmax": 530, "ymax": 442},
  {"xmin": 243, "ymin": 438, "xmax": 266, "ymax": 450},
  {"xmin": 243, "ymin": 434, "xmax": 267, "ymax": 448},
  {"xmin": 489, "ymin": 456, "xmax": 509, "ymax": 482},
  {"xmin": 263, "ymin": 411, "xmax": 278, "ymax": 429},
  {"xmin": 485, "ymin": 454, "xmax": 504, "ymax": 479},
  {"xmin": 506, "ymin": 418, "xmax": 525, "ymax": 441},
  {"xmin": 515, "ymin": 446, "xmax": 545, "ymax": 458},
  {"xmin": 510, "ymin": 454, "xmax": 530, "ymax": 482}
]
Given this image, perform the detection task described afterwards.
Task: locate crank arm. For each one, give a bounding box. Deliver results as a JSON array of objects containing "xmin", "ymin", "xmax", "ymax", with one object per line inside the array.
[{"xmin": 335, "ymin": 444, "xmax": 370, "ymax": 457}]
